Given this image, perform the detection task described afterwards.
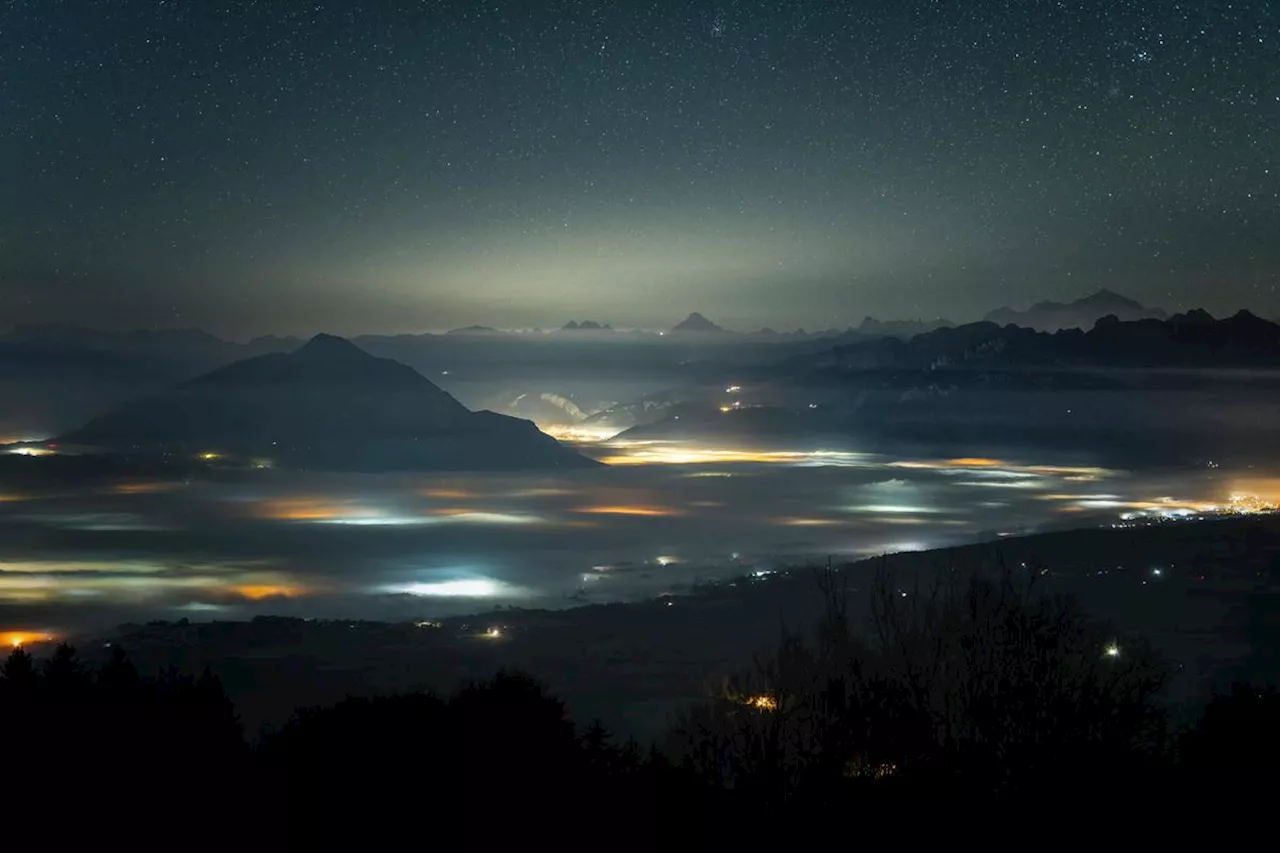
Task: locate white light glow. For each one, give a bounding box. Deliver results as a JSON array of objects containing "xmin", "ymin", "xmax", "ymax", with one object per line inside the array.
[
  {"xmin": 388, "ymin": 579, "xmax": 502, "ymax": 597},
  {"xmin": 7, "ymin": 446, "xmax": 54, "ymax": 457}
]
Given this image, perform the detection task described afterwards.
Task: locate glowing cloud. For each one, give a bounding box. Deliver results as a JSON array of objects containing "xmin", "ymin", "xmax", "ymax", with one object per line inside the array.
[
  {"xmin": 575, "ymin": 505, "xmax": 677, "ymax": 517},
  {"xmin": 385, "ymin": 578, "xmax": 504, "ymax": 597}
]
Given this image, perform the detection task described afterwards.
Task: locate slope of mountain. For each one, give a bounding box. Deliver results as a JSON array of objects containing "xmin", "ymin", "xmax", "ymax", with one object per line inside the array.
[
  {"xmin": 670, "ymin": 312, "xmax": 724, "ymax": 334},
  {"xmin": 983, "ymin": 289, "xmax": 1166, "ymax": 331},
  {"xmin": 57, "ymin": 334, "xmax": 599, "ymax": 471}
]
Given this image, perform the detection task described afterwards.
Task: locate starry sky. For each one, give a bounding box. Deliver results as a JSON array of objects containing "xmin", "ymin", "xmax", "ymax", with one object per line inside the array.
[{"xmin": 2, "ymin": 0, "xmax": 1278, "ymax": 337}]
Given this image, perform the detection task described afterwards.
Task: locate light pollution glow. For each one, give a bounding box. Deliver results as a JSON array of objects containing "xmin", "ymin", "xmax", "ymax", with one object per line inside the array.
[
  {"xmin": 0, "ymin": 561, "xmax": 311, "ymax": 603},
  {"xmin": 596, "ymin": 442, "xmax": 873, "ymax": 467},
  {"xmin": 2, "ymin": 631, "xmax": 56, "ymax": 647},
  {"xmin": 575, "ymin": 505, "xmax": 677, "ymax": 517},
  {"xmin": 0, "ymin": 450, "xmax": 1272, "ymax": 620},
  {"xmin": 251, "ymin": 498, "xmax": 542, "ymax": 526},
  {"xmin": 384, "ymin": 578, "xmax": 505, "ymax": 597}
]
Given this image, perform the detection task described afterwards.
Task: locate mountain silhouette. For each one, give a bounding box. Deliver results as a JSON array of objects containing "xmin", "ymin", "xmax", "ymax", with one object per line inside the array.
[
  {"xmin": 560, "ymin": 320, "xmax": 612, "ymax": 332},
  {"xmin": 57, "ymin": 335, "xmax": 598, "ymax": 471},
  {"xmin": 984, "ymin": 289, "xmax": 1166, "ymax": 331},
  {"xmin": 797, "ymin": 310, "xmax": 1280, "ymax": 372},
  {"xmin": 670, "ymin": 312, "xmax": 724, "ymax": 333},
  {"xmin": 856, "ymin": 316, "xmax": 955, "ymax": 339}
]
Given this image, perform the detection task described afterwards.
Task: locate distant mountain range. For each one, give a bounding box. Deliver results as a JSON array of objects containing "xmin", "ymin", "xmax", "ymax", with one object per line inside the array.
[
  {"xmin": 983, "ymin": 289, "xmax": 1166, "ymax": 331},
  {"xmin": 854, "ymin": 316, "xmax": 955, "ymax": 337},
  {"xmin": 1, "ymin": 291, "xmax": 1171, "ymax": 359},
  {"xmin": 0, "ymin": 291, "xmax": 1260, "ymax": 445},
  {"xmin": 590, "ymin": 309, "xmax": 1280, "ymax": 451},
  {"xmin": 804, "ymin": 309, "xmax": 1280, "ymax": 372},
  {"xmin": 57, "ymin": 335, "xmax": 597, "ymax": 471}
]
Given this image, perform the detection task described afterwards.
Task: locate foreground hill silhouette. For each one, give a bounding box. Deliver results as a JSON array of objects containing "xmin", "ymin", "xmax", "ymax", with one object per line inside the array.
[
  {"xmin": 57, "ymin": 334, "xmax": 598, "ymax": 471},
  {"xmin": 9, "ymin": 559, "xmax": 1278, "ymax": 843}
]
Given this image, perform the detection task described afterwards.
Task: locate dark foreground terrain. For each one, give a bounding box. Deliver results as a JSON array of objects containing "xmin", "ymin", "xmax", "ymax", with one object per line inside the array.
[
  {"xmin": 72, "ymin": 513, "xmax": 1280, "ymax": 740},
  {"xmin": 6, "ymin": 516, "xmax": 1280, "ymax": 844}
]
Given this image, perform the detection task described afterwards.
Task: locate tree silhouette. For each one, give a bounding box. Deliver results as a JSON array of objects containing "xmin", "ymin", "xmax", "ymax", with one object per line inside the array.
[
  {"xmin": 96, "ymin": 645, "xmax": 140, "ymax": 694},
  {"xmin": 3, "ymin": 630, "xmax": 1262, "ymax": 840},
  {"xmin": 1180, "ymin": 683, "xmax": 1280, "ymax": 807},
  {"xmin": 669, "ymin": 558, "xmax": 1170, "ymax": 817},
  {"xmin": 1, "ymin": 645, "xmax": 37, "ymax": 694},
  {"xmin": 42, "ymin": 643, "xmax": 90, "ymax": 699}
]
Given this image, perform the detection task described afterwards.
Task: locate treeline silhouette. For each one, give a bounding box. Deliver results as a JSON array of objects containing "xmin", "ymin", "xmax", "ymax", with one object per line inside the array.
[{"xmin": 4, "ymin": 565, "xmax": 1278, "ymax": 844}]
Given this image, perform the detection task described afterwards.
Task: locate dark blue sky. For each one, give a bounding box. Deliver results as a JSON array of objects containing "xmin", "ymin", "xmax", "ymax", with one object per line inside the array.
[{"xmin": 2, "ymin": 0, "xmax": 1277, "ymax": 336}]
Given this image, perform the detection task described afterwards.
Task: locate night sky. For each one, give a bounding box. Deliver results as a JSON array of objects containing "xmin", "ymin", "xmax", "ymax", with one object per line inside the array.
[{"xmin": 2, "ymin": 1, "xmax": 1277, "ymax": 337}]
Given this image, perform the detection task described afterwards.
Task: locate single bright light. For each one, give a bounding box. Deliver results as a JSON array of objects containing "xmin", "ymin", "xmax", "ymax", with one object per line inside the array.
[
  {"xmin": 1104, "ymin": 644, "xmax": 1121, "ymax": 658},
  {"xmin": 483, "ymin": 626, "xmax": 502, "ymax": 638}
]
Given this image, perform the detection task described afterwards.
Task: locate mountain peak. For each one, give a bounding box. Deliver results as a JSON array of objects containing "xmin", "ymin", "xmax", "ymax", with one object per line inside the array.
[
  {"xmin": 295, "ymin": 333, "xmax": 368, "ymax": 359},
  {"xmin": 671, "ymin": 312, "xmax": 723, "ymax": 333},
  {"xmin": 984, "ymin": 290, "xmax": 1164, "ymax": 331},
  {"xmin": 58, "ymin": 336, "xmax": 596, "ymax": 471},
  {"xmin": 1081, "ymin": 288, "xmax": 1141, "ymax": 308}
]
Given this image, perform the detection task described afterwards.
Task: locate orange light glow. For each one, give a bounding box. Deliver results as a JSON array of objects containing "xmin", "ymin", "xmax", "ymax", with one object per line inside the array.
[
  {"xmin": 773, "ymin": 516, "xmax": 843, "ymax": 527},
  {"xmin": 598, "ymin": 444, "xmax": 870, "ymax": 467},
  {"xmin": 541, "ymin": 424, "xmax": 624, "ymax": 443},
  {"xmin": 420, "ymin": 488, "xmax": 478, "ymax": 499},
  {"xmin": 231, "ymin": 584, "xmax": 305, "ymax": 600},
  {"xmin": 430, "ymin": 507, "xmax": 479, "ymax": 517},
  {"xmin": 255, "ymin": 498, "xmax": 360, "ymax": 522},
  {"xmin": 112, "ymin": 481, "xmax": 181, "ymax": 495},
  {"xmin": 575, "ymin": 505, "xmax": 677, "ymax": 517},
  {"xmin": 2, "ymin": 631, "xmax": 55, "ymax": 648},
  {"xmin": 745, "ymin": 694, "xmax": 778, "ymax": 711},
  {"xmin": 508, "ymin": 487, "xmax": 575, "ymax": 498},
  {"xmin": 890, "ymin": 458, "xmax": 1111, "ymax": 479}
]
